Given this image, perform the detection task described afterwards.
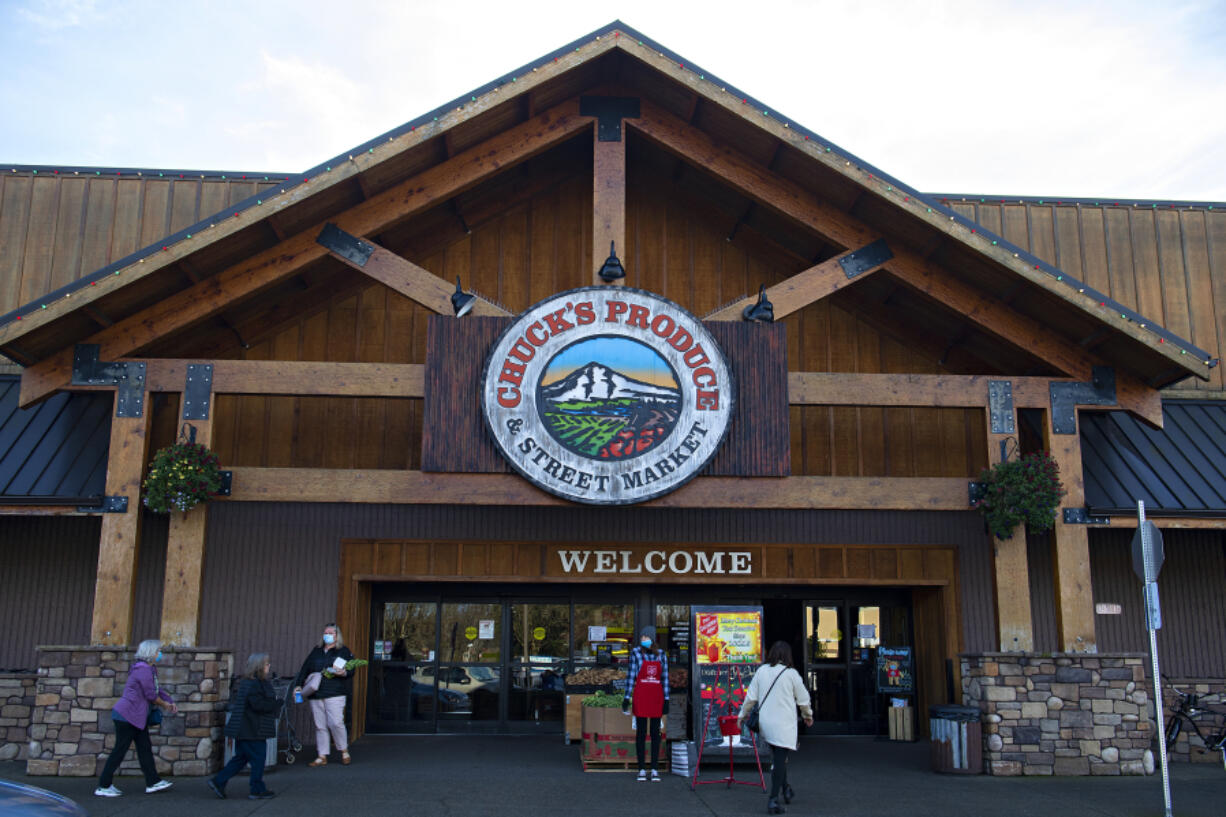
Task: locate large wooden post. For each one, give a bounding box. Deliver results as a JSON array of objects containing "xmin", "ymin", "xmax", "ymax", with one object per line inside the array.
[
  {"xmin": 160, "ymin": 402, "xmax": 214, "ymax": 647},
  {"xmin": 91, "ymin": 392, "xmax": 153, "ymax": 645},
  {"xmin": 986, "ymin": 410, "xmax": 1034, "ymax": 652},
  {"xmin": 1045, "ymin": 412, "xmax": 1097, "ymax": 652},
  {"xmin": 592, "ymin": 119, "xmax": 626, "ymax": 286}
]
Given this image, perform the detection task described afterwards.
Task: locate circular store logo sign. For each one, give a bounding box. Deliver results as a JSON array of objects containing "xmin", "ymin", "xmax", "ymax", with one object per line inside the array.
[{"xmin": 481, "ymin": 287, "xmax": 734, "ymax": 505}]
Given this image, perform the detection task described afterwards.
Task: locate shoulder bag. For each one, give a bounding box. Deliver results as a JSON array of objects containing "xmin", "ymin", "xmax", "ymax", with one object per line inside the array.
[{"xmin": 745, "ymin": 666, "xmax": 785, "ymax": 733}]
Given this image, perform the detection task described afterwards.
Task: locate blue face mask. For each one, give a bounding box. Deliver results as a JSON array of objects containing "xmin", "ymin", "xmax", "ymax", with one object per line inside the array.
[
  {"xmin": 323, "ymin": 634, "xmax": 336, "ymax": 645},
  {"xmin": 156, "ymin": 651, "xmax": 162, "ymax": 662},
  {"xmin": 640, "ymin": 639, "xmax": 652, "ymax": 648}
]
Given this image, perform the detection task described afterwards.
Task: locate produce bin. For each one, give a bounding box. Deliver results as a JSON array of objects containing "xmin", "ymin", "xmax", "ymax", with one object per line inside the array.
[{"xmin": 928, "ymin": 704, "xmax": 982, "ymax": 774}]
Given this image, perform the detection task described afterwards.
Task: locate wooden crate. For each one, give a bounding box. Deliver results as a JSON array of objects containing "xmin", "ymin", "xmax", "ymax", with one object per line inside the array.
[
  {"xmin": 564, "ymin": 694, "xmax": 590, "ymax": 743},
  {"xmin": 888, "ymin": 706, "xmax": 914, "ymax": 741}
]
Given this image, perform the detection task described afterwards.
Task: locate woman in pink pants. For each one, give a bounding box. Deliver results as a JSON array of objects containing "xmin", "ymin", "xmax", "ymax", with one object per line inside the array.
[{"xmin": 293, "ymin": 623, "xmax": 354, "ymax": 766}]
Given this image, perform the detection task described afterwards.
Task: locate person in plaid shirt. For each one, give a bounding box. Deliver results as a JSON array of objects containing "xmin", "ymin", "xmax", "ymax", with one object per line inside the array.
[{"xmin": 623, "ymin": 627, "xmax": 669, "ymax": 781}]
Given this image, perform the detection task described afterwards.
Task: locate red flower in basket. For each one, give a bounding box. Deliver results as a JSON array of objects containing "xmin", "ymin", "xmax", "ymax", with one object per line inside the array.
[{"xmin": 617, "ymin": 748, "xmax": 627, "ymax": 757}]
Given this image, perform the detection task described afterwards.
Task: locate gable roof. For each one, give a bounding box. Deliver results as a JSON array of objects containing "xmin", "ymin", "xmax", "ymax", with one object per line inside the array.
[{"xmin": 0, "ymin": 21, "xmax": 1216, "ymax": 405}]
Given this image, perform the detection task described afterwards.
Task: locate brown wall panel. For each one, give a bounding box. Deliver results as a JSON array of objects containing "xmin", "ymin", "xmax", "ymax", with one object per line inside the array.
[
  {"xmin": 193, "ymin": 503, "xmax": 996, "ymax": 676},
  {"xmin": 1090, "ymin": 528, "xmax": 1226, "ymax": 678},
  {"xmin": 0, "ymin": 512, "xmax": 166, "ymax": 670}
]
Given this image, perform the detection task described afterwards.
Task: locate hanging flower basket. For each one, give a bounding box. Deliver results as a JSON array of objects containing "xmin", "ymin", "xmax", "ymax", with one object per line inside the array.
[
  {"xmin": 142, "ymin": 440, "xmax": 223, "ymax": 514},
  {"xmin": 973, "ymin": 450, "xmax": 1066, "ymax": 539}
]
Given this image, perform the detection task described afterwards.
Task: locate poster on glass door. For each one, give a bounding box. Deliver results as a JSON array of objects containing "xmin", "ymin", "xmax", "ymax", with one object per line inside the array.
[{"xmin": 691, "ymin": 606, "xmax": 764, "ymax": 756}]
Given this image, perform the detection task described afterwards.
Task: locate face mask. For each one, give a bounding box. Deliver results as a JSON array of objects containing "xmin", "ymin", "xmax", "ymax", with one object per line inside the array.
[
  {"xmin": 156, "ymin": 651, "xmax": 162, "ymax": 662},
  {"xmin": 323, "ymin": 634, "xmax": 335, "ymax": 645},
  {"xmin": 640, "ymin": 639, "xmax": 652, "ymax": 648}
]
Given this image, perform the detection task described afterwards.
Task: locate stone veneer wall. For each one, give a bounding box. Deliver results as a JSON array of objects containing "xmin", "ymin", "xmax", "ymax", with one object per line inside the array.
[
  {"xmin": 27, "ymin": 646, "xmax": 232, "ymax": 777},
  {"xmin": 962, "ymin": 653, "xmax": 1155, "ymax": 776},
  {"xmin": 0, "ymin": 673, "xmax": 38, "ymax": 761}
]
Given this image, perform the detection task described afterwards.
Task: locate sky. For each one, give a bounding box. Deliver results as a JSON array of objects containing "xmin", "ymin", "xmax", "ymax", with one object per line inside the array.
[{"xmin": 2, "ymin": 0, "xmax": 1225, "ymax": 201}]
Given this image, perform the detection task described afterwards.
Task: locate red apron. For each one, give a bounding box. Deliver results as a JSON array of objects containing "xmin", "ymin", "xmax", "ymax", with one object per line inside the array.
[{"xmin": 632, "ymin": 657, "xmax": 665, "ymax": 718}]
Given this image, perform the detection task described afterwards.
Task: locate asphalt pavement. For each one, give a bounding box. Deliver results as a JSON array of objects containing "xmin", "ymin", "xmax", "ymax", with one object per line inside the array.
[{"xmin": 3, "ymin": 735, "xmax": 1223, "ymax": 817}]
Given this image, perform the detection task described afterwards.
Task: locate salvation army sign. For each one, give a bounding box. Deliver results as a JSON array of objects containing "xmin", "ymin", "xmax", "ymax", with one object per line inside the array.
[{"xmin": 481, "ymin": 286, "xmax": 734, "ymax": 505}]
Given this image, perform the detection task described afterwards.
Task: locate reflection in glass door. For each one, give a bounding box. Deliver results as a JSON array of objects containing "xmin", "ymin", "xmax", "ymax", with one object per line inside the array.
[
  {"xmin": 507, "ymin": 602, "xmax": 569, "ymax": 727},
  {"xmin": 804, "ymin": 603, "xmax": 849, "ymax": 732},
  {"xmin": 436, "ymin": 602, "xmax": 502, "ymax": 730},
  {"xmin": 370, "ymin": 602, "xmax": 438, "ymax": 731}
]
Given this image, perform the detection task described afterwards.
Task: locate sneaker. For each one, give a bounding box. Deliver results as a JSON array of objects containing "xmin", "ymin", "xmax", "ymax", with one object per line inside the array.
[
  {"xmin": 145, "ymin": 780, "xmax": 172, "ymax": 794},
  {"xmin": 636, "ymin": 769, "xmax": 647, "ymax": 782},
  {"xmin": 94, "ymin": 785, "xmax": 122, "ymax": 797},
  {"xmin": 651, "ymin": 770, "xmax": 661, "ymax": 782},
  {"xmin": 248, "ymin": 790, "xmax": 277, "ymax": 800},
  {"xmin": 207, "ymin": 778, "xmax": 226, "ymax": 799}
]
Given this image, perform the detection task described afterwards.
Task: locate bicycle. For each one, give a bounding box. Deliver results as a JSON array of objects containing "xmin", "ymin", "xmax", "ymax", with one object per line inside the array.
[{"xmin": 1162, "ymin": 678, "xmax": 1226, "ymax": 770}]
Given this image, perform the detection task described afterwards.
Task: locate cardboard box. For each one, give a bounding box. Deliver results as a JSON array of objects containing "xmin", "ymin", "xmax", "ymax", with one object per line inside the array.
[
  {"xmin": 582, "ymin": 732, "xmax": 668, "ymax": 762},
  {"xmin": 581, "ymin": 704, "xmax": 634, "ymax": 737},
  {"xmin": 888, "ymin": 706, "xmax": 914, "ymax": 741}
]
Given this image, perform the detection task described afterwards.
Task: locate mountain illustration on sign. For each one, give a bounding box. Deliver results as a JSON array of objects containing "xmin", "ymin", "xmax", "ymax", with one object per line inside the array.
[{"xmin": 538, "ymin": 361, "xmax": 681, "ymax": 459}]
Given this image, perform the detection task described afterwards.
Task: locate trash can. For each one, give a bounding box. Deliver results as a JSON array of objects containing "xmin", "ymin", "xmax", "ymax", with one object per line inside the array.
[{"xmin": 929, "ymin": 705, "xmax": 982, "ymax": 774}]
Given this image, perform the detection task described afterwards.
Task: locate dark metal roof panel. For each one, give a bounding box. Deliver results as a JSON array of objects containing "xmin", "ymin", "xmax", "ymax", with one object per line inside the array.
[
  {"xmin": 0, "ymin": 376, "xmax": 111, "ymax": 502},
  {"xmin": 1082, "ymin": 401, "xmax": 1226, "ymax": 515}
]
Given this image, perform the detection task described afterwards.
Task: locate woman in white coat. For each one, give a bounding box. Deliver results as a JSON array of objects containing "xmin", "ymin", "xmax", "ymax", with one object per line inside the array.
[{"xmin": 738, "ymin": 641, "xmax": 813, "ymax": 815}]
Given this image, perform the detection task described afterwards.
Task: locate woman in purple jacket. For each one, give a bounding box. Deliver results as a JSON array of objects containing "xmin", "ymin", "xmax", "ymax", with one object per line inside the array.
[{"xmin": 94, "ymin": 639, "xmax": 177, "ymax": 798}]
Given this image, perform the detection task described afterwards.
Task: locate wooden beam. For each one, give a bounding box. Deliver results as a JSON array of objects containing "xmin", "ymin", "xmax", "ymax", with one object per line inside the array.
[
  {"xmin": 18, "ymin": 98, "xmax": 590, "ymax": 407},
  {"xmin": 1045, "ymin": 412, "xmax": 1097, "ymax": 652},
  {"xmin": 1104, "ymin": 516, "xmax": 1226, "ymax": 529},
  {"xmin": 160, "ymin": 405, "xmax": 212, "ymax": 647},
  {"xmin": 317, "ymin": 229, "xmax": 509, "ymax": 317},
  {"xmin": 707, "ymin": 247, "xmax": 888, "ymax": 321},
  {"xmin": 987, "ymin": 416, "xmax": 1034, "ymax": 652},
  {"xmin": 628, "ymin": 101, "xmax": 1167, "ymax": 426},
  {"xmin": 223, "ymin": 467, "xmax": 969, "ymax": 510},
  {"xmin": 592, "ymin": 121, "xmax": 626, "ymax": 286},
  {"xmin": 90, "ymin": 394, "xmax": 152, "ymax": 645},
  {"xmin": 790, "ymin": 372, "xmax": 1064, "ymax": 410}
]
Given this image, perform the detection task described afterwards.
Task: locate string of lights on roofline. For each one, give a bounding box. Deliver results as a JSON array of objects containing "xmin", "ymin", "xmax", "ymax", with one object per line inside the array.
[{"xmin": 0, "ymin": 22, "xmax": 1218, "ymax": 370}]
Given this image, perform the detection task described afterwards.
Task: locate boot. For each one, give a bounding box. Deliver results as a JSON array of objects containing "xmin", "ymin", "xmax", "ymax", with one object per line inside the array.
[
  {"xmin": 783, "ymin": 783, "xmax": 795, "ymax": 803},
  {"xmin": 767, "ymin": 797, "xmax": 786, "ymax": 814}
]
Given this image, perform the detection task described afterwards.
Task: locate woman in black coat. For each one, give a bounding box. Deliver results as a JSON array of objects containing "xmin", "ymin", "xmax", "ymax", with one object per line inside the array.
[
  {"xmin": 207, "ymin": 653, "xmax": 279, "ymax": 800},
  {"xmin": 293, "ymin": 622, "xmax": 355, "ymax": 766}
]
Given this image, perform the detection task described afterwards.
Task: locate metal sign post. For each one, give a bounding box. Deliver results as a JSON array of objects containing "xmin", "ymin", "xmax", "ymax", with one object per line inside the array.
[{"xmin": 1132, "ymin": 501, "xmax": 1172, "ymax": 817}]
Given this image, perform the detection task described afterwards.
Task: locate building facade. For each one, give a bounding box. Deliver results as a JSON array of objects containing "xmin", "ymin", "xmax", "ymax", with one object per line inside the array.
[{"xmin": 0, "ymin": 22, "xmax": 1223, "ymax": 777}]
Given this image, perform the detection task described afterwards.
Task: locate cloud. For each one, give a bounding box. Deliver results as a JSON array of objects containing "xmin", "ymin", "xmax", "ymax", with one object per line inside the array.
[{"xmin": 15, "ymin": 0, "xmax": 99, "ymax": 30}]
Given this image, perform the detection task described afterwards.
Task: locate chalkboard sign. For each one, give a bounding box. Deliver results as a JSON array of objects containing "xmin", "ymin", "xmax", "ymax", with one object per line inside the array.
[
  {"xmin": 595, "ymin": 643, "xmax": 613, "ymax": 665},
  {"xmin": 691, "ymin": 606, "xmax": 764, "ymax": 758},
  {"xmin": 875, "ymin": 646, "xmax": 914, "ymax": 694}
]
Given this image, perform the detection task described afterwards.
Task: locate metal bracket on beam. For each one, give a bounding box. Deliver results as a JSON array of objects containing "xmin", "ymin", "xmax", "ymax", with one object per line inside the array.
[
  {"xmin": 71, "ymin": 344, "xmax": 146, "ymax": 417},
  {"xmin": 968, "ymin": 481, "xmax": 987, "ymax": 505},
  {"xmin": 1063, "ymin": 507, "xmax": 1110, "ymax": 525},
  {"xmin": 1049, "ymin": 366, "xmax": 1115, "ymax": 434},
  {"xmin": 316, "ymin": 223, "xmax": 374, "ymax": 267},
  {"xmin": 182, "ymin": 364, "xmax": 213, "ymax": 420},
  {"xmin": 77, "ymin": 495, "xmax": 129, "ymax": 514},
  {"xmin": 579, "ymin": 96, "xmax": 641, "ymax": 142},
  {"xmin": 216, "ymin": 471, "xmax": 232, "ymax": 497},
  {"xmin": 988, "ymin": 380, "xmax": 1015, "ymax": 434},
  {"xmin": 838, "ymin": 239, "xmax": 894, "ymax": 279}
]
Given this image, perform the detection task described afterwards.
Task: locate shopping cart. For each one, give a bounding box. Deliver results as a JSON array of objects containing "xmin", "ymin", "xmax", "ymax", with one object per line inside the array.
[{"xmin": 270, "ymin": 676, "xmax": 305, "ymax": 765}]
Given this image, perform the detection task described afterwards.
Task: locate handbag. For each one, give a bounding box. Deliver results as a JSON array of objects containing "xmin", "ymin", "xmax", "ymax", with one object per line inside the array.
[
  {"xmin": 148, "ymin": 704, "xmax": 163, "ymax": 726},
  {"xmin": 745, "ymin": 667, "xmax": 785, "ymax": 733}
]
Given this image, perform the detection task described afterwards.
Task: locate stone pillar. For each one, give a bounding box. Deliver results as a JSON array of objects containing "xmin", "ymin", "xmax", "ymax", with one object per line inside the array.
[
  {"xmin": 27, "ymin": 646, "xmax": 232, "ymax": 777},
  {"xmin": 961, "ymin": 652, "xmax": 1154, "ymax": 776},
  {"xmin": 0, "ymin": 673, "xmax": 37, "ymax": 761}
]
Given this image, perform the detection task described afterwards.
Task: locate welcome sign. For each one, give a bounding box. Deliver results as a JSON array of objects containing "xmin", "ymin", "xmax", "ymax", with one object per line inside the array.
[{"xmin": 481, "ymin": 286, "xmax": 734, "ymax": 504}]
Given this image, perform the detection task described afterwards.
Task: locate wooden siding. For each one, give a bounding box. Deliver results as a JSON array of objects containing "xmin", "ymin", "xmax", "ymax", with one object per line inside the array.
[
  {"xmin": 197, "ymin": 174, "xmax": 985, "ymax": 478},
  {"xmin": 951, "ymin": 201, "xmax": 1226, "ymax": 395},
  {"xmin": 1090, "ymin": 528, "xmax": 1226, "ymax": 677},
  {"xmin": 0, "ymin": 171, "xmax": 281, "ymax": 318}
]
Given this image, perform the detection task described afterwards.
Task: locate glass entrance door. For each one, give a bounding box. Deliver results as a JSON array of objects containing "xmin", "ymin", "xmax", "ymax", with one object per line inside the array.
[
  {"xmin": 804, "ymin": 602, "xmax": 849, "ymax": 733},
  {"xmin": 804, "ymin": 600, "xmax": 913, "ymax": 735}
]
